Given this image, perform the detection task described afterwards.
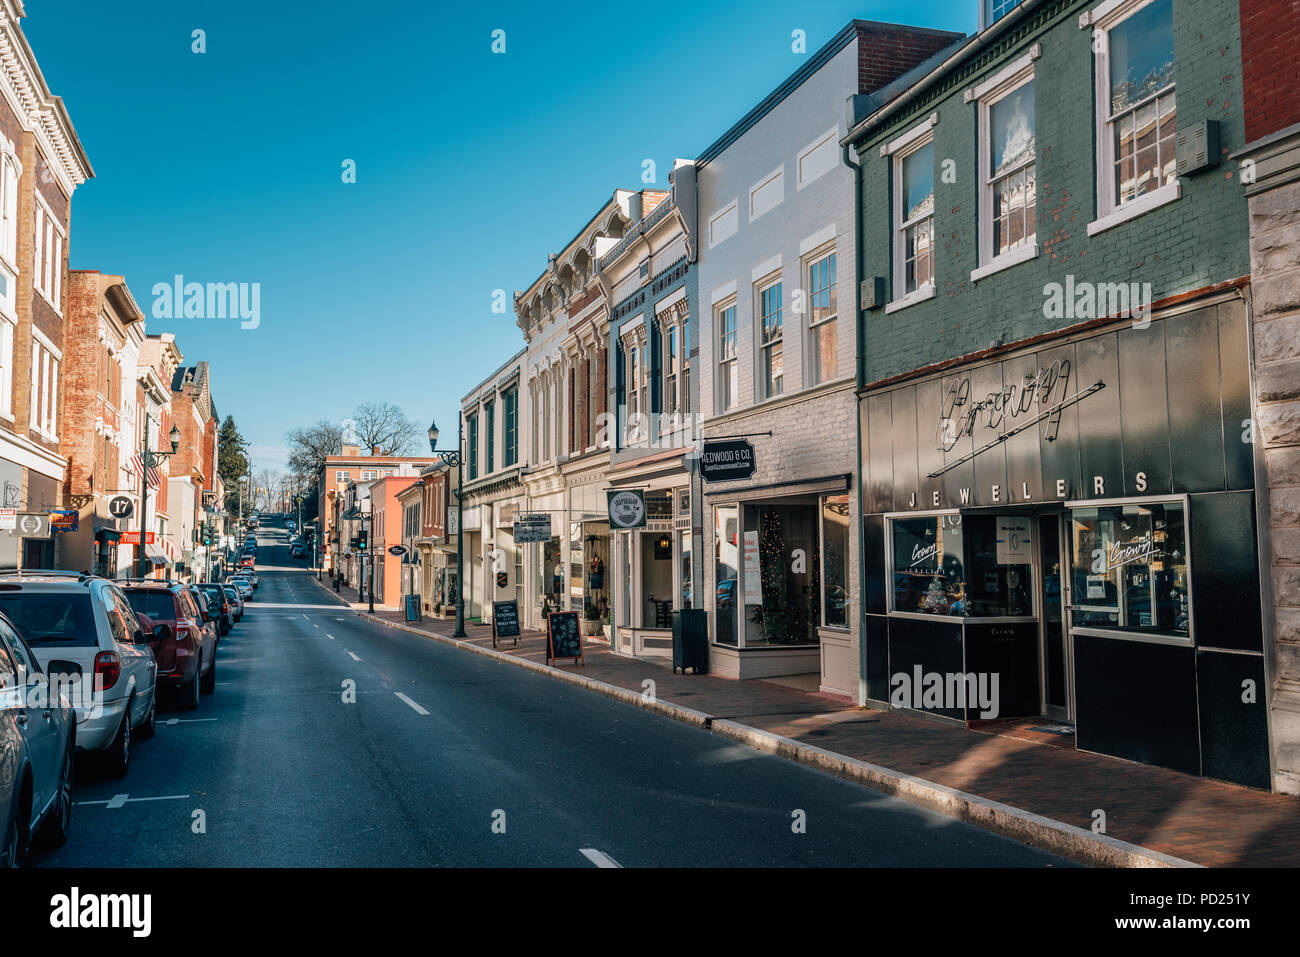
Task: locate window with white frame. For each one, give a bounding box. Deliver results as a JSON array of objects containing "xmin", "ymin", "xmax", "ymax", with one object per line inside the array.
[
  {"xmin": 29, "ymin": 338, "xmax": 59, "ymax": 441},
  {"xmin": 986, "ymin": 0, "xmax": 1023, "ymax": 26},
  {"xmin": 978, "ymin": 66, "xmax": 1037, "ymax": 267},
  {"xmin": 894, "ymin": 138, "xmax": 935, "ymax": 298},
  {"xmin": 33, "ymin": 200, "xmax": 64, "ymax": 311},
  {"xmin": 0, "ymin": 320, "xmax": 13, "ymax": 419},
  {"xmin": 336, "ymin": 470, "xmax": 348, "ymax": 483},
  {"xmin": 717, "ymin": 302, "xmax": 737, "ymax": 412},
  {"xmin": 664, "ymin": 323, "xmax": 677, "ymax": 414},
  {"xmin": 758, "ymin": 280, "xmax": 783, "ymax": 399},
  {"xmin": 806, "ymin": 250, "xmax": 837, "ymax": 385},
  {"xmin": 628, "ymin": 343, "xmax": 640, "ymax": 419},
  {"xmin": 0, "ymin": 138, "xmax": 18, "ymax": 320},
  {"xmin": 1092, "ymin": 0, "xmax": 1177, "ymax": 218}
]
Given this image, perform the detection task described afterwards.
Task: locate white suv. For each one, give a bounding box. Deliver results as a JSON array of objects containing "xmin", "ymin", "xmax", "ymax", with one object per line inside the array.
[{"xmin": 0, "ymin": 573, "xmax": 158, "ymax": 777}]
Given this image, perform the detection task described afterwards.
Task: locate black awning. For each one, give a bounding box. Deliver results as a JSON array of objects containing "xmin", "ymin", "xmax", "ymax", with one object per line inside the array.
[{"xmin": 95, "ymin": 528, "xmax": 123, "ymax": 543}]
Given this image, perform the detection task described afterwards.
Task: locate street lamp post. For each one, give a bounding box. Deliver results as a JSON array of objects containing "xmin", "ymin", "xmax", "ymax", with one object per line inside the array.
[
  {"xmin": 137, "ymin": 418, "xmax": 182, "ymax": 580},
  {"xmin": 428, "ymin": 417, "xmax": 466, "ymax": 639}
]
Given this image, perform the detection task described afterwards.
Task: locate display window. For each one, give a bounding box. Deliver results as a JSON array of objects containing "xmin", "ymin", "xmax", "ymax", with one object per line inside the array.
[{"xmin": 1068, "ymin": 500, "xmax": 1189, "ymax": 640}]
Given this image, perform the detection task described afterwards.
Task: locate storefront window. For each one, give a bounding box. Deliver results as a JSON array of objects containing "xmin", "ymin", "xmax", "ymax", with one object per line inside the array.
[
  {"xmin": 714, "ymin": 506, "xmax": 738, "ymax": 645},
  {"xmin": 679, "ymin": 530, "xmax": 692, "ymax": 609},
  {"xmin": 963, "ymin": 515, "xmax": 1035, "ymax": 617},
  {"xmin": 641, "ymin": 531, "xmax": 673, "ymax": 628},
  {"xmin": 821, "ymin": 494, "xmax": 849, "ymax": 627},
  {"xmin": 1069, "ymin": 501, "xmax": 1189, "ymax": 638},
  {"xmin": 744, "ymin": 502, "xmax": 819, "ymax": 646},
  {"xmin": 891, "ymin": 514, "xmax": 966, "ymax": 615}
]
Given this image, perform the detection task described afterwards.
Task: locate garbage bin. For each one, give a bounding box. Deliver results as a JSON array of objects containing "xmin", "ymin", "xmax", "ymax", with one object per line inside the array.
[
  {"xmin": 672, "ymin": 609, "xmax": 708, "ymax": 674},
  {"xmin": 333, "ymin": 575, "xmax": 340, "ymax": 593}
]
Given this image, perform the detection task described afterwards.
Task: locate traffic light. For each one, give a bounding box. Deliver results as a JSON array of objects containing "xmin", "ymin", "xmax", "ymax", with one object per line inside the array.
[{"xmin": 356, "ymin": 530, "xmax": 368, "ymax": 550}]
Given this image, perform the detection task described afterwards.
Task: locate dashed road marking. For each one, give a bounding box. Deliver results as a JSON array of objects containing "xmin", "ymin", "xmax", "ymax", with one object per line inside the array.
[
  {"xmin": 326, "ymin": 633, "xmax": 336, "ymax": 640},
  {"xmin": 579, "ymin": 848, "xmax": 623, "ymax": 868},
  {"xmin": 346, "ymin": 651, "xmax": 361, "ymax": 662},
  {"xmin": 76, "ymin": 793, "xmax": 191, "ymax": 808},
  {"xmin": 395, "ymin": 692, "xmax": 429, "ymax": 715},
  {"xmin": 164, "ymin": 718, "xmax": 217, "ymax": 725}
]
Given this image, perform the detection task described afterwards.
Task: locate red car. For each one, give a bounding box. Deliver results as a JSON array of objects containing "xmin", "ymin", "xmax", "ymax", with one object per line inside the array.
[
  {"xmin": 239, "ymin": 554, "xmax": 254, "ymax": 568},
  {"xmin": 121, "ymin": 581, "xmax": 217, "ymax": 710}
]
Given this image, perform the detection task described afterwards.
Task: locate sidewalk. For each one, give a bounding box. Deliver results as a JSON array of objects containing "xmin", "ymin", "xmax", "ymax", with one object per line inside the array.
[{"xmin": 315, "ymin": 578, "xmax": 1300, "ymax": 867}]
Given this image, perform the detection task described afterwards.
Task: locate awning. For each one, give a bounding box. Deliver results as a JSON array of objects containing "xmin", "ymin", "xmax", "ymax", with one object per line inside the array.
[
  {"xmin": 146, "ymin": 543, "xmax": 168, "ymax": 565},
  {"xmin": 95, "ymin": 528, "xmax": 123, "ymax": 543}
]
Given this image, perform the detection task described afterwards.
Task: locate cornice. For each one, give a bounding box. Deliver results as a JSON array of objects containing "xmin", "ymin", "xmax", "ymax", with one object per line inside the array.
[{"xmin": 0, "ymin": 10, "xmax": 92, "ymax": 193}]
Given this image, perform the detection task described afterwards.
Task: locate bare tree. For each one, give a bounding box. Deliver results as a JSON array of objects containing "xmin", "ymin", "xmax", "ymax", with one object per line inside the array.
[
  {"xmin": 351, "ymin": 401, "xmax": 419, "ymax": 455},
  {"xmin": 287, "ymin": 420, "xmax": 344, "ymax": 486}
]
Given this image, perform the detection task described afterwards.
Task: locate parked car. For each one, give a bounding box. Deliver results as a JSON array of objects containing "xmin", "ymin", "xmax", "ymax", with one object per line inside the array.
[
  {"xmin": 228, "ymin": 577, "xmax": 253, "ymax": 601},
  {"xmin": 239, "ymin": 554, "xmax": 255, "ymax": 569},
  {"xmin": 290, "ymin": 544, "xmax": 305, "ymax": 559},
  {"xmin": 196, "ymin": 583, "xmax": 233, "ymax": 636},
  {"xmin": 0, "ymin": 611, "xmax": 75, "ymax": 867},
  {"xmin": 122, "ymin": 581, "xmax": 217, "ymax": 710},
  {"xmin": 222, "ymin": 585, "xmax": 243, "ymax": 621},
  {"xmin": 0, "ymin": 573, "xmax": 157, "ymax": 778}
]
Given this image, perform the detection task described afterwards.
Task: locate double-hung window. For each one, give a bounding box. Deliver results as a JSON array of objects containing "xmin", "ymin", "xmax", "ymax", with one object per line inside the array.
[
  {"xmin": 717, "ymin": 302, "xmax": 737, "ymax": 412},
  {"xmin": 1087, "ymin": 0, "xmax": 1178, "ymax": 233},
  {"xmin": 891, "ymin": 130, "xmax": 936, "ymax": 307},
  {"xmin": 806, "ymin": 250, "xmax": 837, "ymax": 385},
  {"xmin": 32, "ymin": 199, "xmax": 64, "ymax": 312},
  {"xmin": 466, "ymin": 413, "xmax": 479, "ymax": 480},
  {"xmin": 972, "ymin": 50, "xmax": 1038, "ymax": 279},
  {"xmin": 758, "ymin": 280, "xmax": 783, "ymax": 399},
  {"xmin": 503, "ymin": 386, "xmax": 518, "ymax": 467},
  {"xmin": 664, "ymin": 324, "xmax": 678, "ymax": 415},
  {"xmin": 485, "ymin": 400, "xmax": 495, "ymax": 473}
]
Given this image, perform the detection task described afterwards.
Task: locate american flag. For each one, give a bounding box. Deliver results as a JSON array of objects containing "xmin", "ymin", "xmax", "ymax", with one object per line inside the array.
[{"xmin": 130, "ymin": 453, "xmax": 162, "ymax": 490}]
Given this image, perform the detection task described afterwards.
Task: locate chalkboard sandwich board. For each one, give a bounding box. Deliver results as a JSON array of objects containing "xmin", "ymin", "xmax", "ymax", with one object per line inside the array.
[
  {"xmin": 492, "ymin": 600, "xmax": 520, "ymax": 648},
  {"xmin": 404, "ymin": 593, "xmax": 422, "ymax": 623},
  {"xmin": 546, "ymin": 611, "xmax": 584, "ymax": 666}
]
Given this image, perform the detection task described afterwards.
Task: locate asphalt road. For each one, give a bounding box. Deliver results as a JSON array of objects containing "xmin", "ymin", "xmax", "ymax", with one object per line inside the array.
[{"xmin": 34, "ymin": 518, "xmax": 1074, "ymax": 867}]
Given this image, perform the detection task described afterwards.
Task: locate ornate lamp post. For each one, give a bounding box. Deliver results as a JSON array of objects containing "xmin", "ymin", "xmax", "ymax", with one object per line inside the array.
[
  {"xmin": 428, "ymin": 417, "xmax": 466, "ymax": 638},
  {"xmin": 137, "ymin": 418, "xmax": 181, "ymax": 579}
]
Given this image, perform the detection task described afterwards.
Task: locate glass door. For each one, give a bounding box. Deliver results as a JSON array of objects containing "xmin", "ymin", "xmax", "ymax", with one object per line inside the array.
[{"xmin": 1039, "ymin": 513, "xmax": 1072, "ymax": 720}]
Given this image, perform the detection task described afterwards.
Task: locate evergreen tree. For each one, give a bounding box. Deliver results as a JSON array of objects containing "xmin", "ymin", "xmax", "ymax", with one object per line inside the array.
[{"xmin": 217, "ymin": 416, "xmax": 250, "ymax": 515}]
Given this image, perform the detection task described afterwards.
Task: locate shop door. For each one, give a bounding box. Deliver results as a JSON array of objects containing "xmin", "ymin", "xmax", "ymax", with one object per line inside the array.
[{"xmin": 1039, "ymin": 514, "xmax": 1073, "ymax": 721}]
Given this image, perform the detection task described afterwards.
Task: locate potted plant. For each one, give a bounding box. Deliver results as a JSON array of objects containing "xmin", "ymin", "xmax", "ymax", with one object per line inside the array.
[{"xmin": 582, "ymin": 600, "xmax": 603, "ymax": 636}]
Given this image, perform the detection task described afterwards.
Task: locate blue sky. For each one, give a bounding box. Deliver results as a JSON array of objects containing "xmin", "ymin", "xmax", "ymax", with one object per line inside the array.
[{"xmin": 28, "ymin": 0, "xmax": 976, "ymax": 473}]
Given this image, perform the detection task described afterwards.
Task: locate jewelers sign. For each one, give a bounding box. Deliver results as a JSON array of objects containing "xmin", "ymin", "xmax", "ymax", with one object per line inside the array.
[{"xmin": 699, "ymin": 439, "xmax": 756, "ymax": 483}]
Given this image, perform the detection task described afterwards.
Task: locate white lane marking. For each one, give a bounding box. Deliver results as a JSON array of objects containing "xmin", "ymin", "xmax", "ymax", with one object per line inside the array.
[
  {"xmin": 325, "ymin": 633, "xmax": 336, "ymax": 640},
  {"xmin": 248, "ymin": 603, "xmax": 354, "ymax": 610},
  {"xmin": 163, "ymin": 718, "xmax": 217, "ymax": 725},
  {"xmin": 78, "ymin": 793, "xmax": 191, "ymax": 808},
  {"xmin": 579, "ymin": 848, "xmax": 623, "ymax": 868},
  {"xmin": 303, "ymin": 614, "xmax": 311, "ymax": 621},
  {"xmin": 395, "ymin": 692, "xmax": 429, "ymax": 715},
  {"xmin": 346, "ymin": 651, "xmax": 361, "ymax": 662},
  {"xmin": 313, "ymin": 623, "xmax": 319, "ymax": 629}
]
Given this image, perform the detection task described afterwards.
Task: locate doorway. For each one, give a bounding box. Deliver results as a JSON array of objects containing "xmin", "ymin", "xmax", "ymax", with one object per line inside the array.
[{"xmin": 1038, "ymin": 513, "xmax": 1073, "ymax": 721}]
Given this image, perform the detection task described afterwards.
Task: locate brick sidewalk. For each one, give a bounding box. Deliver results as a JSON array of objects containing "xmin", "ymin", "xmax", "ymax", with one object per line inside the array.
[{"xmin": 315, "ymin": 578, "xmax": 1300, "ymax": 867}]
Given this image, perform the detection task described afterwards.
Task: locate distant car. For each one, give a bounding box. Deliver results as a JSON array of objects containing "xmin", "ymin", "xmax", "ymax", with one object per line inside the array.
[
  {"xmin": 0, "ymin": 611, "xmax": 76, "ymax": 867},
  {"xmin": 228, "ymin": 577, "xmax": 253, "ymax": 600},
  {"xmin": 196, "ymin": 583, "xmax": 233, "ymax": 636},
  {"xmin": 239, "ymin": 554, "xmax": 255, "ymax": 569},
  {"xmin": 290, "ymin": 544, "xmax": 305, "ymax": 559},
  {"xmin": 122, "ymin": 581, "xmax": 217, "ymax": 710},
  {"xmin": 222, "ymin": 586, "xmax": 243, "ymax": 622},
  {"xmin": 0, "ymin": 573, "xmax": 158, "ymax": 777}
]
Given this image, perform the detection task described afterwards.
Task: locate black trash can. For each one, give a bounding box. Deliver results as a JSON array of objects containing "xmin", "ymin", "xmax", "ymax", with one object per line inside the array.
[{"xmin": 672, "ymin": 609, "xmax": 708, "ymax": 674}]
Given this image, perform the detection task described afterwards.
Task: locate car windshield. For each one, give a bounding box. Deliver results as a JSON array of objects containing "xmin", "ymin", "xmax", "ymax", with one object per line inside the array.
[
  {"xmin": 124, "ymin": 590, "xmax": 177, "ymax": 621},
  {"xmin": 0, "ymin": 591, "xmax": 97, "ymax": 645}
]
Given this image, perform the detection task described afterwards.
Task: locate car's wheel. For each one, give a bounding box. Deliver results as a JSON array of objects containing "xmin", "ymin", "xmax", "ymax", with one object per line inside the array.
[
  {"xmin": 136, "ymin": 690, "xmax": 156, "ymax": 740},
  {"xmin": 200, "ymin": 655, "xmax": 215, "ymax": 695},
  {"xmin": 181, "ymin": 663, "xmax": 201, "ymax": 710},
  {"xmin": 36, "ymin": 740, "xmax": 73, "ymax": 849},
  {"xmin": 104, "ymin": 706, "xmax": 131, "ymax": 779},
  {"xmin": 1, "ymin": 805, "xmax": 24, "ymax": 868}
]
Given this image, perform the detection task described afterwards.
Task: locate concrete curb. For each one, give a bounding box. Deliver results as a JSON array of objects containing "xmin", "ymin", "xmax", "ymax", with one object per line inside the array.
[{"xmin": 337, "ymin": 589, "xmax": 1198, "ymax": 869}]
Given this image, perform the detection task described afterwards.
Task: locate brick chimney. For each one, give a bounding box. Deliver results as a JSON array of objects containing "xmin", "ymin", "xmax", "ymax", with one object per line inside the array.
[{"xmin": 853, "ymin": 21, "xmax": 965, "ymax": 94}]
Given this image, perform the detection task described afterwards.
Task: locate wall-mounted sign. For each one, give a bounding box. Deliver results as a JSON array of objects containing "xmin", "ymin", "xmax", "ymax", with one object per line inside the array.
[
  {"xmin": 700, "ymin": 439, "xmax": 756, "ymax": 483},
  {"xmin": 109, "ymin": 496, "xmax": 134, "ymax": 519},
  {"xmin": 513, "ymin": 513, "xmax": 552, "ymax": 543},
  {"xmin": 49, "ymin": 510, "xmax": 78, "ymax": 533},
  {"xmin": 0, "ymin": 508, "xmax": 14, "ymax": 530},
  {"xmin": 607, "ymin": 489, "xmax": 646, "ymax": 529},
  {"xmin": 121, "ymin": 531, "xmax": 156, "ymax": 545}
]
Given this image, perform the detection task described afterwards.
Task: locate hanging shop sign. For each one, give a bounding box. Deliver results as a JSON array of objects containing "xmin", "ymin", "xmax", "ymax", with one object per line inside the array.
[
  {"xmin": 388, "ymin": 545, "xmax": 407, "ymax": 557},
  {"xmin": 17, "ymin": 513, "xmax": 49, "ymax": 537},
  {"xmin": 513, "ymin": 513, "xmax": 552, "ymax": 543},
  {"xmin": 121, "ymin": 531, "xmax": 156, "ymax": 545},
  {"xmin": 109, "ymin": 496, "xmax": 134, "ymax": 520},
  {"xmin": 700, "ymin": 439, "xmax": 756, "ymax": 483},
  {"xmin": 607, "ymin": 489, "xmax": 646, "ymax": 529},
  {"xmin": 49, "ymin": 510, "xmax": 78, "ymax": 533}
]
